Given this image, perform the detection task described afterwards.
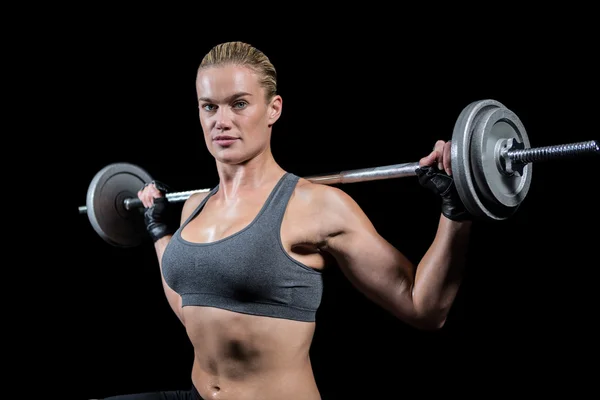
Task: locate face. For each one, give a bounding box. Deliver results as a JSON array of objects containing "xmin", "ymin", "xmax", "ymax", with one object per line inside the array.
[{"xmin": 196, "ymin": 64, "xmax": 282, "ymax": 165}]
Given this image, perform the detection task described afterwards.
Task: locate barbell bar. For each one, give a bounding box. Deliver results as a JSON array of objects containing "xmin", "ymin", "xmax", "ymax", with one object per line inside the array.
[{"xmin": 78, "ymin": 99, "xmax": 598, "ymax": 247}]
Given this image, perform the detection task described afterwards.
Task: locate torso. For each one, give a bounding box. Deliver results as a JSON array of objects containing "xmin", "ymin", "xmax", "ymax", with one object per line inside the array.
[{"xmin": 175, "ymin": 173, "xmax": 332, "ymax": 400}]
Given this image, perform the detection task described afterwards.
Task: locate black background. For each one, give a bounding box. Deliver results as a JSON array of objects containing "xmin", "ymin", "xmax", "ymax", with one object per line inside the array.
[{"xmin": 37, "ymin": 14, "xmax": 598, "ymax": 400}]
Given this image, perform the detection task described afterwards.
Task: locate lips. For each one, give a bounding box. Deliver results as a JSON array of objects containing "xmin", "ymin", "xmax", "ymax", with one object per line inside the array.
[
  {"xmin": 213, "ymin": 135, "xmax": 239, "ymax": 146},
  {"xmin": 213, "ymin": 135, "xmax": 238, "ymax": 141}
]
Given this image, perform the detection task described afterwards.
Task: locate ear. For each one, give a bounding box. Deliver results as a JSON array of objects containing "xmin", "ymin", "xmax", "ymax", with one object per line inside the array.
[{"xmin": 267, "ymin": 95, "xmax": 283, "ymax": 127}]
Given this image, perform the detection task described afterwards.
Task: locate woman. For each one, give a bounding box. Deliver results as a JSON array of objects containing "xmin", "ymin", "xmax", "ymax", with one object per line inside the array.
[{"xmin": 108, "ymin": 41, "xmax": 472, "ymax": 400}]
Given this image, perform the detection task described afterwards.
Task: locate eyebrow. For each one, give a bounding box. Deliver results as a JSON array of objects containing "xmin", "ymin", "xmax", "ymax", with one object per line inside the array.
[{"xmin": 198, "ymin": 92, "xmax": 252, "ymax": 103}]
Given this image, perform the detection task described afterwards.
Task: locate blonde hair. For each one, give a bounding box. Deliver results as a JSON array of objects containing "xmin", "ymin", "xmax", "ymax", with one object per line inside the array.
[{"xmin": 198, "ymin": 41, "xmax": 277, "ymax": 102}]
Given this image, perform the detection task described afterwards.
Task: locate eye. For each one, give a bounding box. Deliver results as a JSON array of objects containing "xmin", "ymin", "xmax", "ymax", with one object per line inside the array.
[
  {"xmin": 201, "ymin": 104, "xmax": 216, "ymax": 112},
  {"xmin": 233, "ymin": 100, "xmax": 248, "ymax": 109}
]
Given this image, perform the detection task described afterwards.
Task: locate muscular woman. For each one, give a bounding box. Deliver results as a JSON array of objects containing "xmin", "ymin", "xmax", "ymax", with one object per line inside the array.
[{"xmin": 103, "ymin": 41, "xmax": 472, "ymax": 400}]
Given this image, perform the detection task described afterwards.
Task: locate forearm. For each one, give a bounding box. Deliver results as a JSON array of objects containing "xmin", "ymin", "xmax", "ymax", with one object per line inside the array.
[{"xmin": 412, "ymin": 214, "xmax": 471, "ymax": 325}]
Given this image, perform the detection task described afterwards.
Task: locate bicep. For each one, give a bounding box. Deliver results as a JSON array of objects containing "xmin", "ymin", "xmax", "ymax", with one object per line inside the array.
[{"xmin": 320, "ymin": 188, "xmax": 417, "ymax": 321}]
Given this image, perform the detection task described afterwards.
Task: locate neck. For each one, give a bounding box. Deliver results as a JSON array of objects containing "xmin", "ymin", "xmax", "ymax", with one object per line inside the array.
[{"xmin": 215, "ymin": 147, "xmax": 285, "ymax": 201}]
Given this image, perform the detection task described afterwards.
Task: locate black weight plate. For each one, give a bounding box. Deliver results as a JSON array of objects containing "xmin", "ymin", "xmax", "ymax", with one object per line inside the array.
[{"xmin": 85, "ymin": 163, "xmax": 153, "ymax": 247}]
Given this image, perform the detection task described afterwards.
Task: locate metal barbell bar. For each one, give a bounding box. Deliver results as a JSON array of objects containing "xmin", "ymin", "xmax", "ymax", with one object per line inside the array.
[{"xmin": 78, "ymin": 138, "xmax": 599, "ymax": 215}]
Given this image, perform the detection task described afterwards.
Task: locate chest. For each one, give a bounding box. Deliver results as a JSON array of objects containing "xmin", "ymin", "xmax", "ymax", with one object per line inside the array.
[
  {"xmin": 180, "ymin": 194, "xmax": 321, "ymax": 249},
  {"xmin": 182, "ymin": 198, "xmax": 264, "ymax": 244},
  {"xmin": 163, "ymin": 208, "xmax": 322, "ymax": 305}
]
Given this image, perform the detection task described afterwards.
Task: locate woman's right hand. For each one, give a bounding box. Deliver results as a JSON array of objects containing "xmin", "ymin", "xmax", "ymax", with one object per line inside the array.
[{"xmin": 138, "ymin": 181, "xmax": 173, "ymax": 242}]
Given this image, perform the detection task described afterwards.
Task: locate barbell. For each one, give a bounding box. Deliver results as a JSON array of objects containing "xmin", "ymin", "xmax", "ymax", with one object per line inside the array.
[{"xmin": 78, "ymin": 99, "xmax": 598, "ymax": 247}]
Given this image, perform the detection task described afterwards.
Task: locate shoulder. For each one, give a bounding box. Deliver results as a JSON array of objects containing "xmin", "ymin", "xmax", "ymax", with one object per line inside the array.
[
  {"xmin": 180, "ymin": 190, "xmax": 211, "ymax": 223},
  {"xmin": 293, "ymin": 177, "xmax": 355, "ymax": 208},
  {"xmin": 291, "ymin": 177, "xmax": 373, "ymax": 233}
]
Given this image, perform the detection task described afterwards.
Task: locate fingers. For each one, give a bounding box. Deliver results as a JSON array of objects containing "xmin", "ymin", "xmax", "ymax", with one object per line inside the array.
[
  {"xmin": 420, "ymin": 140, "xmax": 452, "ymax": 175},
  {"xmin": 443, "ymin": 141, "xmax": 452, "ymax": 176},
  {"xmin": 137, "ymin": 182, "xmax": 164, "ymax": 208},
  {"xmin": 137, "ymin": 185, "xmax": 151, "ymax": 208},
  {"xmin": 419, "ymin": 150, "xmax": 438, "ymax": 167},
  {"xmin": 433, "ymin": 140, "xmax": 445, "ymax": 171}
]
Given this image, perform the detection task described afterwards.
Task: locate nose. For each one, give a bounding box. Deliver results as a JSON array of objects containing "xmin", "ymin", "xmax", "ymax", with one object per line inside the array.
[{"xmin": 214, "ymin": 107, "xmax": 233, "ymax": 131}]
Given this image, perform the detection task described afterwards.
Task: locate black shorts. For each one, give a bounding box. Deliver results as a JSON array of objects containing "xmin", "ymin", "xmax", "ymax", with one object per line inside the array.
[{"xmin": 101, "ymin": 385, "xmax": 203, "ymax": 400}]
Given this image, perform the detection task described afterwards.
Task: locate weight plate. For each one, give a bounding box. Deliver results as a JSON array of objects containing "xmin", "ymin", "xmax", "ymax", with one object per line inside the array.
[
  {"xmin": 471, "ymin": 106, "xmax": 532, "ymax": 216},
  {"xmin": 451, "ymin": 99, "xmax": 504, "ymax": 220},
  {"xmin": 85, "ymin": 162, "xmax": 153, "ymax": 247}
]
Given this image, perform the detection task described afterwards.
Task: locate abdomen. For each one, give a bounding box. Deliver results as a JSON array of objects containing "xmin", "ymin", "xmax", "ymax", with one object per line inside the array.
[{"xmin": 183, "ymin": 306, "xmax": 320, "ymax": 400}]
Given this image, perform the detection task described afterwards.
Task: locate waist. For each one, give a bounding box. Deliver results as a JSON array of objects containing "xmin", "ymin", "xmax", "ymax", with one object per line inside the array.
[
  {"xmin": 183, "ymin": 306, "xmax": 316, "ymax": 395},
  {"xmin": 191, "ymin": 358, "xmax": 320, "ymax": 400}
]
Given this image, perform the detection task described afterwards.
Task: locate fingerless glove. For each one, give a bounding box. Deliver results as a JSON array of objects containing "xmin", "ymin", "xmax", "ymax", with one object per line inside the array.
[
  {"xmin": 143, "ymin": 181, "xmax": 175, "ymax": 242},
  {"xmin": 415, "ymin": 166, "xmax": 471, "ymax": 221}
]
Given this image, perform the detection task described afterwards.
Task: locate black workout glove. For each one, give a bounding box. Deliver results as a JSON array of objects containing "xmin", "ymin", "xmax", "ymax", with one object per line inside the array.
[
  {"xmin": 143, "ymin": 180, "xmax": 175, "ymax": 242},
  {"xmin": 415, "ymin": 166, "xmax": 471, "ymax": 221}
]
